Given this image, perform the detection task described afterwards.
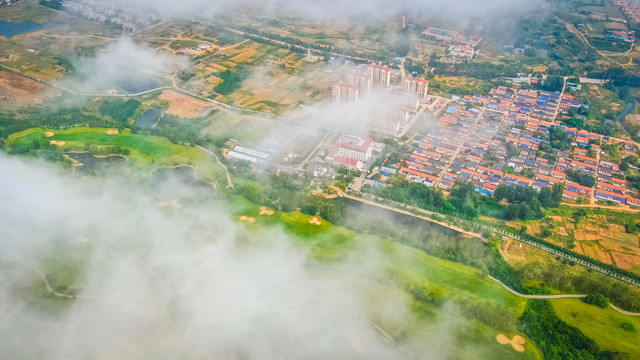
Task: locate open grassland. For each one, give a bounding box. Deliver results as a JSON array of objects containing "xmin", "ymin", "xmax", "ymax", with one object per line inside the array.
[
  {"xmin": 6, "ymin": 127, "xmax": 226, "ymax": 182},
  {"xmin": 203, "ymin": 111, "xmax": 278, "ymax": 147},
  {"xmin": 0, "ymin": 1, "xmax": 54, "ymax": 24},
  {"xmin": 552, "ymin": 298, "xmax": 640, "ymax": 356}
]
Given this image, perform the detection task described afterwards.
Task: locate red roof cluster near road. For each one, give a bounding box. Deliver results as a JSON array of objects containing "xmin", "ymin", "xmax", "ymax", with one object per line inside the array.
[
  {"xmin": 453, "ymin": 45, "xmax": 475, "ymax": 52},
  {"xmin": 332, "ymin": 156, "xmax": 360, "ymax": 167}
]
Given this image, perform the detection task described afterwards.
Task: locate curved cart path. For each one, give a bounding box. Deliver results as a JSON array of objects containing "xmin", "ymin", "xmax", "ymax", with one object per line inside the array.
[{"xmin": 489, "ymin": 276, "xmax": 640, "ymax": 316}]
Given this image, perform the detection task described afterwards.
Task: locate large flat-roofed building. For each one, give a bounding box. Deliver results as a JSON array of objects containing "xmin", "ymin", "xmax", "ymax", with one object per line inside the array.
[
  {"xmin": 367, "ymin": 65, "xmax": 392, "ymax": 88},
  {"xmin": 402, "ymin": 77, "xmax": 429, "ymax": 98},
  {"xmin": 332, "ymin": 82, "xmax": 360, "ymax": 104},
  {"xmin": 326, "ymin": 136, "xmax": 373, "ymax": 161},
  {"xmin": 347, "ymin": 73, "xmax": 372, "ymax": 96}
]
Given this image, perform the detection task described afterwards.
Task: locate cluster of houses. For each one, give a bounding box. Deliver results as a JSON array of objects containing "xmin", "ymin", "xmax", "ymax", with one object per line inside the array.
[
  {"xmin": 612, "ymin": 0, "xmax": 640, "ymax": 23},
  {"xmin": 604, "ymin": 29, "xmax": 636, "ymax": 42},
  {"xmin": 395, "ymin": 86, "xmax": 640, "ymax": 208},
  {"xmin": 63, "ymin": 0, "xmax": 162, "ymax": 32},
  {"xmin": 470, "ymin": 86, "xmax": 587, "ymax": 121}
]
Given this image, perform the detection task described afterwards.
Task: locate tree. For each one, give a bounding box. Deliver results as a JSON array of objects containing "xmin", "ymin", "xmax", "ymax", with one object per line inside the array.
[
  {"xmin": 540, "ymin": 75, "xmax": 564, "ymax": 92},
  {"xmin": 566, "ymin": 169, "xmax": 596, "ymax": 187},
  {"xmin": 573, "ymin": 209, "xmax": 588, "ymax": 224},
  {"xmin": 583, "ymin": 293, "xmax": 610, "ymax": 308}
]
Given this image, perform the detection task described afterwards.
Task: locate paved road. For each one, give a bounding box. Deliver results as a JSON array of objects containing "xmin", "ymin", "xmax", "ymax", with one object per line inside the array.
[{"xmin": 489, "ymin": 275, "xmax": 640, "ymax": 316}]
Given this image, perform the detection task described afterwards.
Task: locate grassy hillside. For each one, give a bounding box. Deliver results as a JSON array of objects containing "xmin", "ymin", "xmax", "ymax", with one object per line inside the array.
[{"xmin": 553, "ymin": 298, "xmax": 640, "ymax": 357}]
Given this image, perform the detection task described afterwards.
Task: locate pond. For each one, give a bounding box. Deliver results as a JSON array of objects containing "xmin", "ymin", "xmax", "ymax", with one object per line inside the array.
[
  {"xmin": 152, "ymin": 166, "xmax": 213, "ymax": 189},
  {"xmin": 137, "ymin": 107, "xmax": 163, "ymax": 129},
  {"xmin": 67, "ymin": 152, "xmax": 127, "ymax": 173},
  {"xmin": 338, "ymin": 197, "xmax": 461, "ymax": 238},
  {"xmin": 0, "ymin": 20, "xmax": 49, "ymax": 39}
]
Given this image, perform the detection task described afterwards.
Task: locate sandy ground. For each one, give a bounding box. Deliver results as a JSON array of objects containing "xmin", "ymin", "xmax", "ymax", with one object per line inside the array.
[
  {"xmin": 496, "ymin": 334, "xmax": 525, "ymax": 352},
  {"xmin": 49, "ymin": 140, "xmax": 65, "ymax": 146},
  {"xmin": 240, "ymin": 216, "xmax": 255, "ymax": 223},
  {"xmin": 159, "ymin": 90, "xmax": 214, "ymax": 118},
  {"xmin": 259, "ymin": 206, "xmax": 274, "ymax": 215},
  {"xmin": 309, "ymin": 217, "xmax": 322, "ymax": 225},
  {"xmin": 155, "ymin": 199, "xmax": 183, "ymax": 210},
  {"xmin": 45, "ymin": 132, "xmax": 54, "ymax": 137},
  {"xmin": 107, "ymin": 129, "xmax": 119, "ymax": 135}
]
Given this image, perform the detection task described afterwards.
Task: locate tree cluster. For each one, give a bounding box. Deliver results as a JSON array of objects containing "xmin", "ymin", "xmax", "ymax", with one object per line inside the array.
[{"xmin": 518, "ymin": 300, "xmax": 600, "ymax": 360}]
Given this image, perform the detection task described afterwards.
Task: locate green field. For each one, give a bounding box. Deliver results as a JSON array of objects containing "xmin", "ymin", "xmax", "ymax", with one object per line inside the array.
[
  {"xmin": 169, "ymin": 39, "xmax": 202, "ymax": 50},
  {"xmin": 6, "ymin": 127, "xmax": 227, "ymax": 182},
  {"xmin": 222, "ymin": 196, "xmax": 543, "ymax": 359},
  {"xmin": 552, "ymin": 298, "xmax": 640, "ymax": 356},
  {"xmin": 0, "ymin": 1, "xmax": 54, "ymax": 24}
]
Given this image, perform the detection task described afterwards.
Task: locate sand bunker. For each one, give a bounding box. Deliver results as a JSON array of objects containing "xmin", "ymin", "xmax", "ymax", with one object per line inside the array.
[
  {"xmin": 49, "ymin": 140, "xmax": 65, "ymax": 146},
  {"xmin": 45, "ymin": 131, "xmax": 54, "ymax": 137},
  {"xmin": 259, "ymin": 206, "xmax": 274, "ymax": 215},
  {"xmin": 497, "ymin": 334, "xmax": 525, "ymax": 352},
  {"xmin": 240, "ymin": 216, "xmax": 255, "ymax": 223},
  {"xmin": 155, "ymin": 199, "xmax": 183, "ymax": 210},
  {"xmin": 107, "ymin": 129, "xmax": 119, "ymax": 135},
  {"xmin": 309, "ymin": 217, "xmax": 322, "ymax": 225}
]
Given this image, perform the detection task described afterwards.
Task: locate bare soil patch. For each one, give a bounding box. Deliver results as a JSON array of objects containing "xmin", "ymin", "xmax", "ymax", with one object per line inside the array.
[
  {"xmin": 159, "ymin": 90, "xmax": 214, "ymax": 118},
  {"xmin": 611, "ymin": 251, "xmax": 640, "ymax": 270}
]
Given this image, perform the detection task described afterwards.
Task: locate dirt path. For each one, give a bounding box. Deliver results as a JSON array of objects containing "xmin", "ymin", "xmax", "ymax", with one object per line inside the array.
[
  {"xmin": 196, "ymin": 145, "xmax": 233, "ymax": 188},
  {"xmin": 488, "ymin": 275, "xmax": 640, "ymax": 316},
  {"xmin": 560, "ymin": 203, "xmax": 640, "ymax": 213}
]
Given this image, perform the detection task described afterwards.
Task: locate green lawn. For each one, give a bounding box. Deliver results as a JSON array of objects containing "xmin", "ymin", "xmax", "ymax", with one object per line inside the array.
[
  {"xmin": 552, "ymin": 298, "xmax": 640, "ymax": 357},
  {"xmin": 6, "ymin": 127, "xmax": 227, "ymax": 182}
]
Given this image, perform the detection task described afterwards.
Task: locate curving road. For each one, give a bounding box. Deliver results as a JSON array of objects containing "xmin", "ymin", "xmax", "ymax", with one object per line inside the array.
[{"xmin": 488, "ymin": 275, "xmax": 640, "ymax": 316}]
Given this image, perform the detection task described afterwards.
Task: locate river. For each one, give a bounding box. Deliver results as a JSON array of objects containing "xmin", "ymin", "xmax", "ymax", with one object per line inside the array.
[
  {"xmin": 337, "ymin": 197, "xmax": 462, "ymax": 238},
  {"xmin": 616, "ymin": 101, "xmax": 634, "ymax": 123}
]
